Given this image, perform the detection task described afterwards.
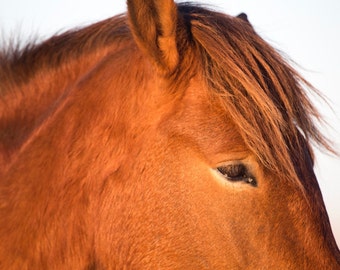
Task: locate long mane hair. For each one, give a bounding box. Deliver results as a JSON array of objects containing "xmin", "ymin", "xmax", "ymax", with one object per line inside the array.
[
  {"xmin": 179, "ymin": 5, "xmax": 334, "ymax": 183},
  {"xmin": 0, "ymin": 3, "xmax": 334, "ymax": 184}
]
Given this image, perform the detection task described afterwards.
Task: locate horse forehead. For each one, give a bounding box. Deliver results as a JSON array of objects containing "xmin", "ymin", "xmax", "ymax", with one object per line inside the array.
[{"xmin": 163, "ymin": 78, "xmax": 248, "ymax": 157}]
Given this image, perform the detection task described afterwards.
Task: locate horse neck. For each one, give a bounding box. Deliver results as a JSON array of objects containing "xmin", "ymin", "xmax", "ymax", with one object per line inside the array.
[{"xmin": 0, "ymin": 43, "xmax": 120, "ymax": 167}]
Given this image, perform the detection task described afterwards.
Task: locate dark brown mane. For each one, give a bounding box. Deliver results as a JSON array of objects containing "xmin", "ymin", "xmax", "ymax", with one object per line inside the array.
[
  {"xmin": 176, "ymin": 4, "xmax": 334, "ymax": 183},
  {"xmin": 0, "ymin": 15, "xmax": 129, "ymax": 88},
  {"xmin": 1, "ymin": 1, "xmax": 339, "ymax": 267},
  {"xmin": 0, "ymin": 15, "xmax": 131, "ymax": 160},
  {"xmin": 0, "ymin": 3, "xmax": 333, "ymax": 182}
]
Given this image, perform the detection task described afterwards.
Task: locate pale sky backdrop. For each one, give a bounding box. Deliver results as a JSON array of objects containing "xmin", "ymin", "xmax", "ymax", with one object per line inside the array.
[{"xmin": 1, "ymin": 0, "xmax": 339, "ymax": 246}]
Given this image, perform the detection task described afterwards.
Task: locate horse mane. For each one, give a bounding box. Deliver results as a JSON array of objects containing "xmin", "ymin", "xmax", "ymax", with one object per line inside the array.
[
  {"xmin": 0, "ymin": 3, "xmax": 334, "ymax": 183},
  {"xmin": 0, "ymin": 15, "xmax": 129, "ymax": 87},
  {"xmin": 176, "ymin": 4, "xmax": 334, "ymax": 183},
  {"xmin": 0, "ymin": 15, "xmax": 131, "ymax": 161}
]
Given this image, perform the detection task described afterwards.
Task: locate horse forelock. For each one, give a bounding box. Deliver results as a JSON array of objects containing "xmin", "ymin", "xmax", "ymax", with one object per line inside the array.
[
  {"xmin": 175, "ymin": 3, "xmax": 334, "ymax": 184},
  {"xmin": 0, "ymin": 2, "xmax": 333, "ymax": 185},
  {"xmin": 0, "ymin": 2, "xmax": 339, "ymax": 267}
]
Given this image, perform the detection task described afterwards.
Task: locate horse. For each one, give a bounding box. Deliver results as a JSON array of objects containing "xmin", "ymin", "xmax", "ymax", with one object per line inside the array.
[{"xmin": 0, "ymin": 0, "xmax": 339, "ymax": 268}]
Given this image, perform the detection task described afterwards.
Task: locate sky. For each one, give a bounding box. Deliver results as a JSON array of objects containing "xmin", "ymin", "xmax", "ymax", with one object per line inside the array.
[{"xmin": 0, "ymin": 0, "xmax": 339, "ymax": 246}]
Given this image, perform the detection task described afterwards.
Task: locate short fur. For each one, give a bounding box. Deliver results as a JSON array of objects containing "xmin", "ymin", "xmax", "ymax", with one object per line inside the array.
[{"xmin": 0, "ymin": 1, "xmax": 339, "ymax": 269}]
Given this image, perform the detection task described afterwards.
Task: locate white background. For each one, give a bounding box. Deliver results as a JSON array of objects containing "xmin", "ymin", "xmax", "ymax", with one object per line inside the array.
[{"xmin": 1, "ymin": 0, "xmax": 339, "ymax": 246}]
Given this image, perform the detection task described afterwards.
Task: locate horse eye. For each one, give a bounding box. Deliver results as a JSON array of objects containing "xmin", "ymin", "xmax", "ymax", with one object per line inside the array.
[{"xmin": 216, "ymin": 164, "xmax": 257, "ymax": 187}]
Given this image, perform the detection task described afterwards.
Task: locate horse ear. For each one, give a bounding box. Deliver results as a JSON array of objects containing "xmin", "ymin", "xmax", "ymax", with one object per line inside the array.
[
  {"xmin": 236, "ymin": 13, "xmax": 249, "ymax": 23},
  {"xmin": 237, "ymin": 13, "xmax": 254, "ymax": 29},
  {"xmin": 127, "ymin": 0, "xmax": 179, "ymax": 73}
]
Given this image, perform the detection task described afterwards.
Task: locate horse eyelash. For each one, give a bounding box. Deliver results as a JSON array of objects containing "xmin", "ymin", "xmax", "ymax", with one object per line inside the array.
[{"xmin": 216, "ymin": 164, "xmax": 257, "ymax": 187}]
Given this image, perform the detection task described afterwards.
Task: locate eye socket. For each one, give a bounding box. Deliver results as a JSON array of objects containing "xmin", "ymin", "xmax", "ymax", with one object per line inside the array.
[{"xmin": 216, "ymin": 163, "xmax": 257, "ymax": 187}]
